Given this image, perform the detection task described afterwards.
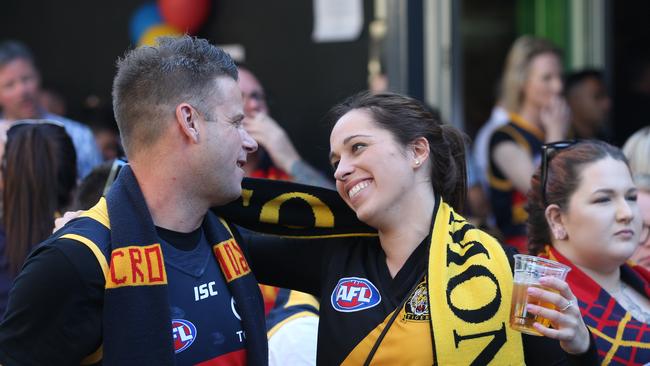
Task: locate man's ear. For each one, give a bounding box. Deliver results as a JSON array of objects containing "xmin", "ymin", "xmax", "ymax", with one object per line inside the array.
[
  {"xmin": 545, "ymin": 204, "xmax": 568, "ymax": 241},
  {"xmin": 409, "ymin": 137, "xmax": 430, "ymax": 168},
  {"xmin": 176, "ymin": 103, "xmax": 199, "ymax": 143}
]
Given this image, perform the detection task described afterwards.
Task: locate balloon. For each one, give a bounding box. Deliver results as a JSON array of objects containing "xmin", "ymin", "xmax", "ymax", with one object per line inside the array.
[
  {"xmin": 158, "ymin": 0, "xmax": 211, "ymax": 35},
  {"xmin": 138, "ymin": 24, "xmax": 183, "ymax": 47},
  {"xmin": 129, "ymin": 3, "xmax": 163, "ymax": 44}
]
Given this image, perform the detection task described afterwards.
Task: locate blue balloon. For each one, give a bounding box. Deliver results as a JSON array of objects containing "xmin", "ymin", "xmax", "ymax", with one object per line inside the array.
[{"xmin": 129, "ymin": 3, "xmax": 163, "ymax": 44}]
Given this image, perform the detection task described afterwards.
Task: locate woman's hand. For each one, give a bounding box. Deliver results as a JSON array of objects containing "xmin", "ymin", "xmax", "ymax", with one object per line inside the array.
[
  {"xmin": 525, "ymin": 276, "xmax": 591, "ymax": 355},
  {"xmin": 53, "ymin": 210, "xmax": 83, "ymax": 233},
  {"xmin": 242, "ymin": 113, "xmax": 300, "ymax": 173},
  {"xmin": 540, "ymin": 97, "xmax": 570, "ymax": 143}
]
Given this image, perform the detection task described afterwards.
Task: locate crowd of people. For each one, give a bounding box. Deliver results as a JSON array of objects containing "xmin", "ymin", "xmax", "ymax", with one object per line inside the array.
[{"xmin": 0, "ymin": 33, "xmax": 646, "ymax": 365}]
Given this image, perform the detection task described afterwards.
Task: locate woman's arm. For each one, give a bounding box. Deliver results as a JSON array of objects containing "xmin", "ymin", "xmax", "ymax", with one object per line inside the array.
[
  {"xmin": 492, "ymin": 141, "xmax": 535, "ymax": 193},
  {"xmin": 235, "ymin": 227, "xmax": 335, "ymax": 296}
]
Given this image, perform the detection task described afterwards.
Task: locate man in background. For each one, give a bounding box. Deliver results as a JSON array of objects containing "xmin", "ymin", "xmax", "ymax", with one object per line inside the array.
[
  {"xmin": 565, "ymin": 69, "xmax": 611, "ymax": 140},
  {"xmin": 0, "ymin": 40, "xmax": 102, "ymax": 178},
  {"xmin": 238, "ymin": 66, "xmax": 332, "ymax": 188}
]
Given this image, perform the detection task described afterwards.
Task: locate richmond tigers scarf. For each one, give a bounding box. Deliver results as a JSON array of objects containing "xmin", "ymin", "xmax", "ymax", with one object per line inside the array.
[{"xmin": 217, "ymin": 178, "xmax": 524, "ymax": 365}]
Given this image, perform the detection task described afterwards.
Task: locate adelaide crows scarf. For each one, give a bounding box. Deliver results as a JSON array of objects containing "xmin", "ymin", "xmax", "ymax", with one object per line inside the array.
[
  {"xmin": 543, "ymin": 246, "xmax": 650, "ymax": 365},
  {"xmin": 71, "ymin": 166, "xmax": 267, "ymax": 365},
  {"xmin": 217, "ymin": 178, "xmax": 524, "ymax": 365}
]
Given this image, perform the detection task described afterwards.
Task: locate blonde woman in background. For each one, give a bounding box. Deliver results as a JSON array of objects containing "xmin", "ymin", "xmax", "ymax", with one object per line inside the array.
[
  {"xmin": 623, "ymin": 126, "xmax": 650, "ymax": 270},
  {"xmin": 488, "ymin": 35, "xmax": 569, "ymax": 253}
]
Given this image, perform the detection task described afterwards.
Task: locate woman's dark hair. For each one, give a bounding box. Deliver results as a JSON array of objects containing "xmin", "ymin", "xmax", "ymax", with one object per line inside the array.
[
  {"xmin": 527, "ymin": 140, "xmax": 628, "ymax": 255},
  {"xmin": 3, "ymin": 121, "xmax": 77, "ymax": 275},
  {"xmin": 327, "ymin": 91, "xmax": 468, "ymax": 212}
]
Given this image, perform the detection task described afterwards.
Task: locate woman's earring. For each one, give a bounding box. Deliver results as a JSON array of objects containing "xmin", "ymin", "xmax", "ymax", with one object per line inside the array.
[
  {"xmin": 555, "ymin": 230, "xmax": 567, "ymax": 240},
  {"xmin": 414, "ymin": 160, "xmax": 420, "ymax": 166}
]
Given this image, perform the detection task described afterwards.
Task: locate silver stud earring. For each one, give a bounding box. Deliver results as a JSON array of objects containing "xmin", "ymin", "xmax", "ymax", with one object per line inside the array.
[{"xmin": 414, "ymin": 160, "xmax": 420, "ymax": 166}]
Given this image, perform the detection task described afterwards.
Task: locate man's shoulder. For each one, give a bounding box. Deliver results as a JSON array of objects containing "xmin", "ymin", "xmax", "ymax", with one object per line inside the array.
[{"xmin": 49, "ymin": 213, "xmax": 112, "ymax": 261}]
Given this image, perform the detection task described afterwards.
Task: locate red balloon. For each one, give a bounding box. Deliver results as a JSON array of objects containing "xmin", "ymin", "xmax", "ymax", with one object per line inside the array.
[{"xmin": 158, "ymin": 0, "xmax": 211, "ymax": 34}]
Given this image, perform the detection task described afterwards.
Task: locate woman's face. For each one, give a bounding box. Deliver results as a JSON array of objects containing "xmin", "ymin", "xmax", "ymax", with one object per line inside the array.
[
  {"xmin": 629, "ymin": 189, "xmax": 650, "ymax": 269},
  {"xmin": 329, "ymin": 109, "xmax": 414, "ymax": 227},
  {"xmin": 523, "ymin": 52, "xmax": 563, "ymax": 109},
  {"xmin": 559, "ymin": 158, "xmax": 643, "ymax": 271}
]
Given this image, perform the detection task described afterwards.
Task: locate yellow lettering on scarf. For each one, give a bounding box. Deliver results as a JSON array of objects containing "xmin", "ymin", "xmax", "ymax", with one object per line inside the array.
[
  {"xmin": 213, "ymin": 239, "xmax": 251, "ymax": 282},
  {"xmin": 259, "ymin": 192, "xmax": 334, "ymax": 227},
  {"xmin": 106, "ymin": 244, "xmax": 167, "ymax": 288}
]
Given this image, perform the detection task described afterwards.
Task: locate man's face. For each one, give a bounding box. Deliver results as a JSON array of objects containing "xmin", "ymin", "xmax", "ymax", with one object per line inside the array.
[
  {"xmin": 567, "ymin": 77, "xmax": 611, "ymax": 131},
  {"xmin": 0, "ymin": 58, "xmax": 40, "ymax": 120},
  {"xmin": 195, "ymin": 77, "xmax": 258, "ymax": 205},
  {"xmin": 237, "ymin": 68, "xmax": 268, "ymax": 118}
]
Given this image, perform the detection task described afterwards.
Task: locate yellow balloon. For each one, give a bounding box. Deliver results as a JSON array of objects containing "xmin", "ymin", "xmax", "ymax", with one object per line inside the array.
[{"xmin": 137, "ymin": 24, "xmax": 183, "ymax": 47}]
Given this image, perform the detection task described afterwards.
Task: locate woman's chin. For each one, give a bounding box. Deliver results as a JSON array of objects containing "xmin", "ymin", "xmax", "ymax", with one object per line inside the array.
[{"xmin": 355, "ymin": 207, "xmax": 378, "ymax": 228}]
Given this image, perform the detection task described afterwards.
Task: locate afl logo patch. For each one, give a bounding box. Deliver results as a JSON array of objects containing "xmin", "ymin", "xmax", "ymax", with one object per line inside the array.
[
  {"xmin": 172, "ymin": 319, "xmax": 197, "ymax": 353},
  {"xmin": 331, "ymin": 277, "xmax": 381, "ymax": 312},
  {"xmin": 403, "ymin": 280, "xmax": 430, "ymax": 322}
]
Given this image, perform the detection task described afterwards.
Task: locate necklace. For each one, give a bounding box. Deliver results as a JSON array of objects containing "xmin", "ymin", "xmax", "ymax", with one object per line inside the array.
[{"xmin": 611, "ymin": 282, "xmax": 650, "ymax": 323}]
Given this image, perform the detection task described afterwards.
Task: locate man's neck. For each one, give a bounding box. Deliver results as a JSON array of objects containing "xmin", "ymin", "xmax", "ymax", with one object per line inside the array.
[{"xmin": 131, "ymin": 160, "xmax": 207, "ymax": 233}]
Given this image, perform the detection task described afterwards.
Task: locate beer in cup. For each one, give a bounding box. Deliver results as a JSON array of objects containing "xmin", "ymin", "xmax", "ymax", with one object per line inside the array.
[{"xmin": 509, "ymin": 254, "xmax": 571, "ymax": 336}]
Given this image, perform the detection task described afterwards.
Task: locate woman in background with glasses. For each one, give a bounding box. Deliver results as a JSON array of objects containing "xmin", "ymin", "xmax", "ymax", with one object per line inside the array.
[
  {"xmin": 488, "ymin": 35, "xmax": 569, "ymax": 253},
  {"xmin": 0, "ymin": 120, "xmax": 76, "ymax": 317},
  {"xmin": 527, "ymin": 140, "xmax": 650, "ymax": 364},
  {"xmin": 623, "ymin": 126, "xmax": 650, "ymax": 271}
]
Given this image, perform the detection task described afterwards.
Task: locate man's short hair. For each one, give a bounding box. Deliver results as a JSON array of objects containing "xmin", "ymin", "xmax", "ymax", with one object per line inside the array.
[
  {"xmin": 564, "ymin": 69, "xmax": 604, "ymax": 97},
  {"xmin": 112, "ymin": 36, "xmax": 238, "ymax": 158},
  {"xmin": 0, "ymin": 40, "xmax": 34, "ymax": 68}
]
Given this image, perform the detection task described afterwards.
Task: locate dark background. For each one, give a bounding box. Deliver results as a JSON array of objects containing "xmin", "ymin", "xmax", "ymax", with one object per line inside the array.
[
  {"xmin": 2, "ymin": 0, "xmax": 647, "ymax": 170},
  {"xmin": 0, "ymin": 0, "xmax": 373, "ymax": 172}
]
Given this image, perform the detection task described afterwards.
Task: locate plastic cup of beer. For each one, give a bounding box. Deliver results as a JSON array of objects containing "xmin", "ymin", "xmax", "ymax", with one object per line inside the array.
[{"xmin": 509, "ymin": 254, "xmax": 571, "ymax": 336}]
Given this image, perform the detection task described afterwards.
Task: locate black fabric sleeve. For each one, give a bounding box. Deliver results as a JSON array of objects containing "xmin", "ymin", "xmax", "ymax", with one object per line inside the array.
[
  {"xmin": 235, "ymin": 226, "xmax": 333, "ymax": 297},
  {"xmin": 488, "ymin": 127, "xmax": 518, "ymax": 153},
  {"xmin": 488, "ymin": 127, "xmax": 519, "ymax": 173},
  {"xmin": 0, "ymin": 239, "xmax": 104, "ymax": 366},
  {"xmin": 502, "ymin": 245, "xmax": 599, "ymax": 365}
]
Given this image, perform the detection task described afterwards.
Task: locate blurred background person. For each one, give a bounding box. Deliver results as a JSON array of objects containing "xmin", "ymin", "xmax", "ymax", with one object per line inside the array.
[
  {"xmin": 564, "ymin": 69, "xmax": 611, "ymax": 140},
  {"xmin": 473, "ymin": 98, "xmax": 508, "ymax": 191},
  {"xmin": 488, "ymin": 35, "xmax": 569, "ymax": 253},
  {"xmin": 623, "ymin": 126, "xmax": 650, "ymax": 270},
  {"xmin": 527, "ymin": 140, "xmax": 650, "ymax": 364},
  {"xmin": 237, "ymin": 64, "xmax": 330, "ymax": 310},
  {"xmin": 88, "ymin": 120, "xmax": 122, "ymax": 162},
  {"xmin": 266, "ymin": 288, "xmax": 319, "ymax": 366},
  {"xmin": 38, "ymin": 88, "xmax": 66, "ymax": 117},
  {"xmin": 0, "ymin": 120, "xmax": 77, "ymax": 317},
  {"xmin": 238, "ymin": 65, "xmax": 328, "ymax": 365},
  {"xmin": 0, "ymin": 40, "xmax": 101, "ymax": 178},
  {"xmin": 238, "ymin": 65, "xmax": 332, "ymax": 188},
  {"xmin": 70, "ymin": 160, "xmax": 117, "ymax": 211}
]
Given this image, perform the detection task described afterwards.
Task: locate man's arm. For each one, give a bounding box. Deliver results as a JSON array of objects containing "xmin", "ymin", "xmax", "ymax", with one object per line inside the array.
[{"xmin": 0, "ymin": 240, "xmax": 103, "ymax": 366}]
